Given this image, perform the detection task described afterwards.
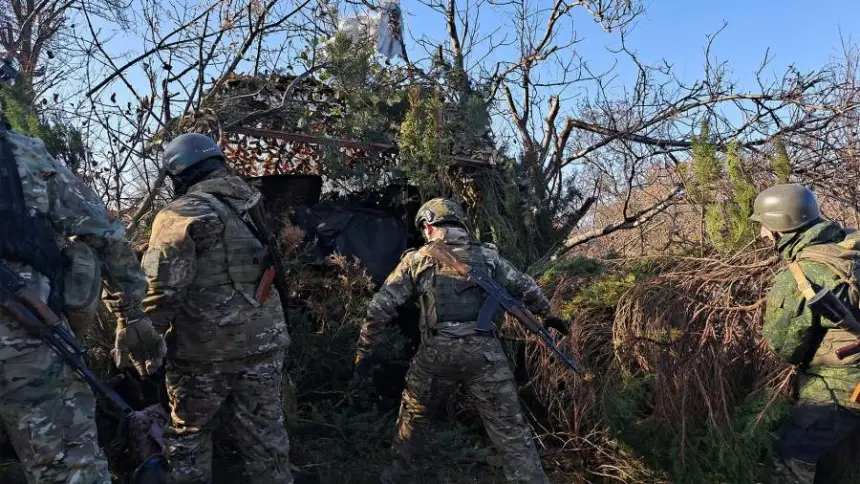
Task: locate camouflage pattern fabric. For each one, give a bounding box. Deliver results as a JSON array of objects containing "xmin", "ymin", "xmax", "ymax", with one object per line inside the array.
[
  {"xmin": 763, "ymin": 220, "xmax": 860, "ymax": 480},
  {"xmin": 358, "ymin": 227, "xmax": 550, "ymax": 355},
  {"xmin": 142, "ymin": 172, "xmax": 292, "ymax": 483},
  {"xmin": 382, "ymin": 335, "xmax": 550, "ymax": 484},
  {"xmin": 0, "ymin": 129, "xmax": 153, "ymax": 483},
  {"xmin": 141, "ymin": 173, "xmax": 289, "ymax": 362},
  {"xmin": 358, "ymin": 226, "xmax": 551, "ymax": 484},
  {"xmin": 763, "ymin": 221, "xmax": 860, "ymax": 408},
  {"xmin": 164, "ymin": 351, "xmax": 292, "ymax": 484},
  {"xmin": 0, "ymin": 345, "xmax": 110, "ymax": 484}
]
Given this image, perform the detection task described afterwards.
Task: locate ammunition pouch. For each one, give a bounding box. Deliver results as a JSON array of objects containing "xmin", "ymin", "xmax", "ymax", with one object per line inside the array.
[
  {"xmin": 811, "ymin": 328, "xmax": 860, "ymax": 366},
  {"xmin": 62, "ymin": 238, "xmax": 102, "ymax": 335}
]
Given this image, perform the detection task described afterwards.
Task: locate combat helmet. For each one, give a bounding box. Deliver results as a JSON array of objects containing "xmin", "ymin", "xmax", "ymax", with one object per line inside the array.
[
  {"xmin": 163, "ymin": 133, "xmax": 225, "ymax": 176},
  {"xmin": 750, "ymin": 184, "xmax": 821, "ymax": 233},
  {"xmin": 415, "ymin": 198, "xmax": 468, "ymax": 231}
]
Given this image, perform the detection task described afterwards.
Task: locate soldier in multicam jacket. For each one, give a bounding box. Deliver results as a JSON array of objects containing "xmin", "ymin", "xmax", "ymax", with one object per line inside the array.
[
  {"xmin": 0, "ymin": 125, "xmax": 166, "ymax": 483},
  {"xmin": 355, "ymin": 198, "xmax": 568, "ymax": 484},
  {"xmin": 753, "ymin": 184, "xmax": 860, "ymax": 483},
  {"xmin": 141, "ymin": 133, "xmax": 292, "ymax": 484}
]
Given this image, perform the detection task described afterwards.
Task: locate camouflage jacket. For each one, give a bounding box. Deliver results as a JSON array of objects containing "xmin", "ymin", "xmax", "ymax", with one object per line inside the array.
[
  {"xmin": 0, "ymin": 128, "xmax": 148, "ymax": 360},
  {"xmin": 356, "ymin": 227, "xmax": 551, "ymax": 359},
  {"xmin": 141, "ymin": 173, "xmax": 289, "ymax": 363},
  {"xmin": 763, "ymin": 220, "xmax": 860, "ymax": 409}
]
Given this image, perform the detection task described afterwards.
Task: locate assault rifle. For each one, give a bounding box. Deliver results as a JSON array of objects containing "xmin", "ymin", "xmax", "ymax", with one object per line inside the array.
[
  {"xmin": 424, "ymin": 242, "xmax": 582, "ymax": 373},
  {"xmin": 233, "ymin": 192, "xmax": 291, "ymax": 313},
  {"xmin": 0, "ymin": 261, "xmax": 167, "ymax": 484},
  {"xmin": 788, "ymin": 262, "xmax": 860, "ymax": 360}
]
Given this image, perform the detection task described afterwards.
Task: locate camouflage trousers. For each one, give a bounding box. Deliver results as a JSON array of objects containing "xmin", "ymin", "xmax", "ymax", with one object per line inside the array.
[
  {"xmin": 383, "ymin": 334, "xmax": 549, "ymax": 484},
  {"xmin": 164, "ymin": 350, "xmax": 292, "ymax": 484},
  {"xmin": 770, "ymin": 399, "xmax": 860, "ymax": 484},
  {"xmin": 0, "ymin": 345, "xmax": 111, "ymax": 484}
]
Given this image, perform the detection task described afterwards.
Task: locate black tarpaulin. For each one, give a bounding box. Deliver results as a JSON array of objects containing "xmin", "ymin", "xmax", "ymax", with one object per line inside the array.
[{"xmin": 294, "ymin": 207, "xmax": 408, "ymax": 285}]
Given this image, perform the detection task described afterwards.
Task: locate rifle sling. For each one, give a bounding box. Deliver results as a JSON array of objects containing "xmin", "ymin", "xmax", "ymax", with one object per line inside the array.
[{"xmin": 788, "ymin": 262, "xmax": 817, "ymax": 299}]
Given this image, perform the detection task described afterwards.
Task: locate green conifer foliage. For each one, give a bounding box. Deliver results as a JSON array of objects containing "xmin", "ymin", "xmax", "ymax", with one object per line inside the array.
[
  {"xmin": 771, "ymin": 137, "xmax": 792, "ymax": 184},
  {"xmin": 684, "ymin": 122, "xmax": 757, "ymax": 254}
]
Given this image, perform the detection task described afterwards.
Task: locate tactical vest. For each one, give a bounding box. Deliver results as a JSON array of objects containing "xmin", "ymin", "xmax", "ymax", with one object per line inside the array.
[
  {"xmin": 431, "ymin": 243, "xmax": 490, "ymax": 323},
  {"xmin": 183, "ymin": 192, "xmax": 263, "ymax": 306},
  {"xmin": 792, "ymin": 230, "xmax": 860, "ymax": 367}
]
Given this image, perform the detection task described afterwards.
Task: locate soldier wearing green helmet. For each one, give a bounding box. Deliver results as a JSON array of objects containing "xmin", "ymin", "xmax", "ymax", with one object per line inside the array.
[
  {"xmin": 141, "ymin": 132, "xmax": 293, "ymax": 484},
  {"xmin": 355, "ymin": 197, "xmax": 568, "ymax": 483},
  {"xmin": 753, "ymin": 184, "xmax": 860, "ymax": 483}
]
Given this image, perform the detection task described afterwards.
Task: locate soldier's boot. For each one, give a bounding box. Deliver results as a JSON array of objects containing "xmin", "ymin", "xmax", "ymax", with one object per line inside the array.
[{"xmin": 771, "ymin": 456, "xmax": 817, "ymax": 484}]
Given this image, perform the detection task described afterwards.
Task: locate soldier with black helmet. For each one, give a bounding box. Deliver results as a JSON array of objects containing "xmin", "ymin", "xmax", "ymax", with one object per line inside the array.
[
  {"xmin": 752, "ymin": 184, "xmax": 860, "ymax": 483},
  {"xmin": 141, "ymin": 133, "xmax": 293, "ymax": 484},
  {"xmin": 354, "ymin": 198, "xmax": 568, "ymax": 484}
]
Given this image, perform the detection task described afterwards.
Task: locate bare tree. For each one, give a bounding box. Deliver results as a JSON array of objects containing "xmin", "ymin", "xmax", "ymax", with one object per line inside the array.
[
  {"xmin": 403, "ymin": 1, "xmax": 860, "ymax": 265},
  {"xmin": 64, "ymin": 0, "xmax": 319, "ymax": 232}
]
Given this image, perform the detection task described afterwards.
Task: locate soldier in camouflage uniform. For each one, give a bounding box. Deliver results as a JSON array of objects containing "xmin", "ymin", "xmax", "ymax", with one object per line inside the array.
[
  {"xmin": 141, "ymin": 133, "xmax": 292, "ymax": 484},
  {"xmin": 355, "ymin": 198, "xmax": 568, "ymax": 484},
  {"xmin": 0, "ymin": 119, "xmax": 167, "ymax": 481},
  {"xmin": 753, "ymin": 184, "xmax": 860, "ymax": 483}
]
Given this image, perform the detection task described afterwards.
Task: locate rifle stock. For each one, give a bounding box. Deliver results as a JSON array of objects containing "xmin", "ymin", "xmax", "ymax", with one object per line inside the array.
[
  {"xmin": 254, "ymin": 266, "xmax": 276, "ymax": 304},
  {"xmin": 0, "ymin": 283, "xmax": 134, "ymax": 418},
  {"xmin": 246, "ymin": 197, "xmax": 291, "ymax": 316}
]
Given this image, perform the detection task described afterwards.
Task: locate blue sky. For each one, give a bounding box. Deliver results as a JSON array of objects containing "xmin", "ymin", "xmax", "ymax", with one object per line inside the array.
[
  {"xmin": 626, "ymin": 1, "xmax": 859, "ymax": 84},
  {"xmin": 77, "ymin": 0, "xmax": 860, "ymax": 153},
  {"xmin": 83, "ymin": 0, "xmax": 860, "ymax": 109},
  {"xmin": 398, "ymin": 0, "xmax": 859, "ymax": 93}
]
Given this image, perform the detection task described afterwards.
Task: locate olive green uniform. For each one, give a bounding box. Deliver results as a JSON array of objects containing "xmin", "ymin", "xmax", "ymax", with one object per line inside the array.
[
  {"xmin": 357, "ymin": 226, "xmax": 551, "ymax": 484},
  {"xmin": 763, "ymin": 220, "xmax": 860, "ymax": 483}
]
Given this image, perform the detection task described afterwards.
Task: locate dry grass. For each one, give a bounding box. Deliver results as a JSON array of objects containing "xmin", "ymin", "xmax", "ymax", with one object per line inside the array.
[{"xmin": 501, "ymin": 248, "xmax": 806, "ymax": 482}]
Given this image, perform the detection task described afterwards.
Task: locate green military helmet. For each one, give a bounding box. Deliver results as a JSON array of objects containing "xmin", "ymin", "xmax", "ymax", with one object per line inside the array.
[
  {"xmin": 750, "ymin": 183, "xmax": 821, "ymax": 233},
  {"xmin": 415, "ymin": 198, "xmax": 468, "ymax": 230},
  {"xmin": 163, "ymin": 133, "xmax": 225, "ymax": 176}
]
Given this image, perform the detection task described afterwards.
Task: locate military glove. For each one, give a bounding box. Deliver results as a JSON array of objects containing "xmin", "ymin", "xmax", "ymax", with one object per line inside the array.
[
  {"xmin": 543, "ymin": 315, "xmax": 570, "ymax": 335},
  {"xmin": 112, "ymin": 317, "xmax": 167, "ymax": 376}
]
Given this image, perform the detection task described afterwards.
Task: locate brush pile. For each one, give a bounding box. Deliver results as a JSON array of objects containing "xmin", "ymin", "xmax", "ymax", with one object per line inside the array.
[{"xmin": 509, "ymin": 249, "xmax": 798, "ymax": 483}]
